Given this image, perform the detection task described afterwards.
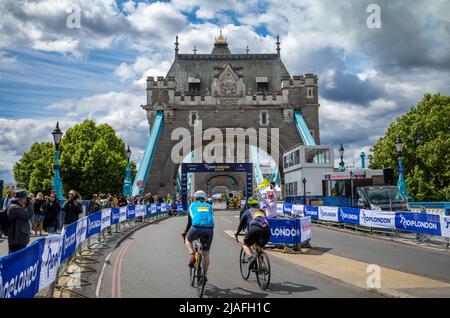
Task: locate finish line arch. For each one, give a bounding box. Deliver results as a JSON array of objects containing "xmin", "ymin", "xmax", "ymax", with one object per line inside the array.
[{"xmin": 181, "ymin": 163, "xmax": 253, "ymax": 210}]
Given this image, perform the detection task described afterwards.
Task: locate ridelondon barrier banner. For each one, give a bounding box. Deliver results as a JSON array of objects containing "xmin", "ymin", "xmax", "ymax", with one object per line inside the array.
[
  {"xmin": 0, "ymin": 240, "xmax": 41, "ymax": 298},
  {"xmin": 359, "ymin": 209, "xmax": 396, "ymax": 229},
  {"xmin": 119, "ymin": 207, "xmax": 127, "ymax": 223},
  {"xmin": 318, "ymin": 206, "xmax": 339, "ymax": 222},
  {"xmin": 135, "ymin": 205, "xmax": 146, "ymax": 217},
  {"xmin": 101, "ymin": 208, "xmax": 111, "ymax": 231},
  {"xmin": 111, "ymin": 208, "xmax": 120, "ymax": 225},
  {"xmin": 127, "ymin": 205, "xmax": 136, "ymax": 219},
  {"xmin": 338, "ymin": 207, "xmax": 360, "ymax": 224},
  {"xmin": 75, "ymin": 216, "xmax": 88, "ymax": 248},
  {"xmin": 61, "ymin": 222, "xmax": 77, "ymax": 263},
  {"xmin": 395, "ymin": 212, "xmax": 441, "ymax": 236},
  {"xmin": 291, "ymin": 204, "xmax": 305, "ymax": 216},
  {"xmin": 87, "ymin": 212, "xmax": 102, "ymax": 238},
  {"xmin": 0, "ymin": 204, "xmax": 172, "ymax": 298},
  {"xmin": 38, "ymin": 235, "xmax": 62, "ymax": 292}
]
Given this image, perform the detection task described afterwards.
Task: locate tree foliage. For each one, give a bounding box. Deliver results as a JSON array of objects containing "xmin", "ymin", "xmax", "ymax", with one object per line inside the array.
[
  {"xmin": 369, "ymin": 93, "xmax": 450, "ymax": 201},
  {"xmin": 13, "ymin": 142, "xmax": 54, "ymax": 195},
  {"xmin": 13, "ymin": 120, "xmax": 136, "ymax": 198}
]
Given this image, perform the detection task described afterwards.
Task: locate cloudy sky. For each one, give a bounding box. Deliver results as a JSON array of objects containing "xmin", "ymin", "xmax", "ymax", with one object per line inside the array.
[{"xmin": 0, "ymin": 0, "xmax": 449, "ymax": 184}]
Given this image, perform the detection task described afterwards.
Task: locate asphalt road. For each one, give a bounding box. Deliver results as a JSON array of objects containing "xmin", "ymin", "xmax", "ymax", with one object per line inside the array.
[
  {"xmin": 311, "ymin": 226, "xmax": 450, "ymax": 283},
  {"xmin": 99, "ymin": 208, "xmax": 380, "ymax": 298}
]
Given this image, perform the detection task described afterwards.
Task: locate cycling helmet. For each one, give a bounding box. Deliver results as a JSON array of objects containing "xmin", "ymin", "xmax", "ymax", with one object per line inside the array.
[
  {"xmin": 194, "ymin": 190, "xmax": 207, "ymax": 200},
  {"xmin": 247, "ymin": 196, "xmax": 259, "ymax": 206}
]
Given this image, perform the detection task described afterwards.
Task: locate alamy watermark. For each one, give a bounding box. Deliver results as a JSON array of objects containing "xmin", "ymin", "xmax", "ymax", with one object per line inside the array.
[
  {"xmin": 367, "ymin": 4, "xmax": 382, "ymax": 29},
  {"xmin": 366, "ymin": 264, "xmax": 381, "ymax": 289},
  {"xmin": 66, "ymin": 5, "xmax": 81, "ymax": 29},
  {"xmin": 170, "ymin": 120, "xmax": 279, "ymax": 165}
]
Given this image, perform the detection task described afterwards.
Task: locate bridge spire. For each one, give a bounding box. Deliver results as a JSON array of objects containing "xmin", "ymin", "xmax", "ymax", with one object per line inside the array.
[
  {"xmin": 276, "ymin": 35, "xmax": 280, "ymax": 56},
  {"xmin": 174, "ymin": 35, "xmax": 179, "ymax": 57}
]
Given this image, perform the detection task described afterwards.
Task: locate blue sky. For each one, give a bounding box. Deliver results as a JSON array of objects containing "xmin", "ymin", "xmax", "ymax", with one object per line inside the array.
[{"xmin": 0, "ymin": 0, "xmax": 449, "ymax": 184}]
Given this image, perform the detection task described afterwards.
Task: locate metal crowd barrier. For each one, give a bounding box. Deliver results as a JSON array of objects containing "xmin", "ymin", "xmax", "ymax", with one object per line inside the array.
[
  {"xmin": 0, "ymin": 204, "xmax": 172, "ymax": 298},
  {"xmin": 277, "ymin": 203, "xmax": 450, "ymax": 249}
]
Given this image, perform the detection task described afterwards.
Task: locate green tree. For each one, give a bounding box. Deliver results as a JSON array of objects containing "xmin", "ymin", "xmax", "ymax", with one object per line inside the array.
[
  {"xmin": 60, "ymin": 120, "xmax": 136, "ymax": 198},
  {"xmin": 13, "ymin": 120, "xmax": 136, "ymax": 198},
  {"xmin": 369, "ymin": 93, "xmax": 450, "ymax": 201},
  {"xmin": 13, "ymin": 142, "xmax": 54, "ymax": 194}
]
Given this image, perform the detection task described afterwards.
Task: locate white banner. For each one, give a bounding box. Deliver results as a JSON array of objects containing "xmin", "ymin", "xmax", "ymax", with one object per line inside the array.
[
  {"xmin": 277, "ymin": 203, "xmax": 284, "ymax": 215},
  {"xmin": 101, "ymin": 209, "xmax": 111, "ymax": 231},
  {"xmin": 359, "ymin": 209, "xmax": 395, "ymax": 229},
  {"xmin": 135, "ymin": 205, "xmax": 146, "ymax": 217},
  {"xmin": 300, "ymin": 216, "xmax": 312, "ymax": 242},
  {"xmin": 151, "ymin": 204, "xmax": 157, "ymax": 214},
  {"xmin": 440, "ymin": 215, "xmax": 450, "ymax": 238},
  {"xmin": 318, "ymin": 206, "xmax": 339, "ymax": 222},
  {"xmin": 119, "ymin": 207, "xmax": 127, "ymax": 222},
  {"xmin": 75, "ymin": 216, "xmax": 87, "ymax": 248},
  {"xmin": 38, "ymin": 235, "xmax": 63, "ymax": 292},
  {"xmin": 292, "ymin": 204, "xmax": 305, "ymax": 216}
]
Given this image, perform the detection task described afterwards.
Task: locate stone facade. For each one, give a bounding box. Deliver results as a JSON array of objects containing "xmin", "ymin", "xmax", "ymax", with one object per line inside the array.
[{"xmin": 141, "ymin": 35, "xmax": 320, "ymax": 195}]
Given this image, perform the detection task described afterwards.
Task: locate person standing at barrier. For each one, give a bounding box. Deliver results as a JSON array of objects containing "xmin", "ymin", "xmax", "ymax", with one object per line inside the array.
[
  {"xmin": 63, "ymin": 190, "xmax": 83, "ymax": 225},
  {"xmin": 88, "ymin": 194, "xmax": 100, "ymax": 215},
  {"xmin": 6, "ymin": 190, "xmax": 35, "ymax": 254},
  {"xmin": 256, "ymin": 184, "xmax": 278, "ymax": 218},
  {"xmin": 181, "ymin": 190, "xmax": 214, "ymax": 281},
  {"xmin": 235, "ymin": 196, "xmax": 270, "ymax": 268},
  {"xmin": 33, "ymin": 192, "xmax": 45, "ymax": 236},
  {"xmin": 42, "ymin": 190, "xmax": 60, "ymax": 234}
]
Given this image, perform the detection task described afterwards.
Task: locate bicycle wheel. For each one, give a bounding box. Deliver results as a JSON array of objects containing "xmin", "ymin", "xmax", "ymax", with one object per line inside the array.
[
  {"xmin": 190, "ymin": 260, "xmax": 197, "ymax": 287},
  {"xmin": 196, "ymin": 253, "xmax": 206, "ymax": 298},
  {"xmin": 239, "ymin": 247, "xmax": 251, "ymax": 280},
  {"xmin": 255, "ymin": 251, "xmax": 271, "ymax": 290}
]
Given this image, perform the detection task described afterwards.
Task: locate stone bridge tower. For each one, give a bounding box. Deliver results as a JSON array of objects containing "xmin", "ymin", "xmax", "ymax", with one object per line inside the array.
[{"xmin": 139, "ymin": 32, "xmax": 320, "ymax": 196}]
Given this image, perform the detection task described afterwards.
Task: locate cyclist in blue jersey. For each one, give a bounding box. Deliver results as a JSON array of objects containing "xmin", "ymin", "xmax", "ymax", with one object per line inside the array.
[{"xmin": 181, "ymin": 190, "xmax": 214, "ymax": 278}]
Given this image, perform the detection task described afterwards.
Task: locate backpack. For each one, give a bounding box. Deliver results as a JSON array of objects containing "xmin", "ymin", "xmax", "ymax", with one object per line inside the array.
[
  {"xmin": 0, "ymin": 207, "xmax": 10, "ymax": 235},
  {"xmin": 249, "ymin": 209, "xmax": 269, "ymax": 228}
]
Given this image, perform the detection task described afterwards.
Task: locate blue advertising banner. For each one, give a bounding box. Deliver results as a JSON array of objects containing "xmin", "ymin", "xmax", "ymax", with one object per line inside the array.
[
  {"xmin": 283, "ymin": 203, "xmax": 293, "ymax": 215},
  {"xmin": 304, "ymin": 206, "xmax": 319, "ymax": 220},
  {"xmin": 395, "ymin": 212, "xmax": 441, "ymax": 236},
  {"xmin": 156, "ymin": 204, "xmax": 161, "ymax": 215},
  {"xmin": 150, "ymin": 204, "xmax": 157, "ymax": 215},
  {"xmin": 87, "ymin": 212, "xmax": 101, "ymax": 238},
  {"xmin": 177, "ymin": 204, "xmax": 183, "ymax": 213},
  {"xmin": 61, "ymin": 222, "xmax": 77, "ymax": 263},
  {"xmin": 127, "ymin": 205, "xmax": 136, "ymax": 219},
  {"xmin": 0, "ymin": 240, "xmax": 41, "ymax": 298},
  {"xmin": 268, "ymin": 218, "xmax": 300, "ymax": 245},
  {"xmin": 339, "ymin": 207, "xmax": 360, "ymax": 224},
  {"xmin": 111, "ymin": 208, "xmax": 120, "ymax": 225}
]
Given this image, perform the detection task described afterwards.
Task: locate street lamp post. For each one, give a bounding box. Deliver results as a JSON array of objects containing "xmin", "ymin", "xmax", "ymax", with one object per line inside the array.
[
  {"xmin": 338, "ymin": 144, "xmax": 345, "ymax": 172},
  {"xmin": 123, "ymin": 145, "xmax": 132, "ymax": 196},
  {"xmin": 302, "ymin": 177, "xmax": 307, "ymax": 205},
  {"xmin": 395, "ymin": 137, "xmax": 409, "ymax": 198},
  {"xmin": 51, "ymin": 122, "xmax": 64, "ymax": 201}
]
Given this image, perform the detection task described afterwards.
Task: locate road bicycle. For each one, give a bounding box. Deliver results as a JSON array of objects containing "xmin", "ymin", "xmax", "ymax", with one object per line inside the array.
[
  {"xmin": 189, "ymin": 237, "xmax": 207, "ymax": 298},
  {"xmin": 235, "ymin": 233, "xmax": 271, "ymax": 290}
]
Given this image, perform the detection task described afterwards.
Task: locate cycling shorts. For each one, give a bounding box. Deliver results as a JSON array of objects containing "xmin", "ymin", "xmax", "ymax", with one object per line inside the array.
[{"xmin": 187, "ymin": 226, "xmax": 214, "ymax": 251}]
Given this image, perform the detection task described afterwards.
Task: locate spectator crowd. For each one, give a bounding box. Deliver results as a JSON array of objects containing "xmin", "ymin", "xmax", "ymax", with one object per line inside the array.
[{"xmin": 1, "ymin": 189, "xmax": 180, "ymax": 255}]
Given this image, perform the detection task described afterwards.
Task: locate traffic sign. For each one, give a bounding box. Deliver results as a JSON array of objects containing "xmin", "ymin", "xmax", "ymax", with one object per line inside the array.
[{"xmin": 137, "ymin": 180, "xmax": 144, "ymax": 188}]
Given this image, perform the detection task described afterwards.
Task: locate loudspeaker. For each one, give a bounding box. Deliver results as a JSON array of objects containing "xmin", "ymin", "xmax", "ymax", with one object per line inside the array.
[{"xmin": 383, "ymin": 168, "xmax": 395, "ymax": 185}]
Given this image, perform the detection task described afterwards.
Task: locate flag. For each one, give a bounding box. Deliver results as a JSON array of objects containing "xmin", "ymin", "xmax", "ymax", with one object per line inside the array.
[{"xmin": 255, "ymin": 178, "xmax": 270, "ymax": 191}]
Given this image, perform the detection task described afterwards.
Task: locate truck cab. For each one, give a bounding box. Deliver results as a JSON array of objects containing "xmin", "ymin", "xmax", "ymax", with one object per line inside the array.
[{"xmin": 354, "ymin": 186, "xmax": 408, "ymax": 211}]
